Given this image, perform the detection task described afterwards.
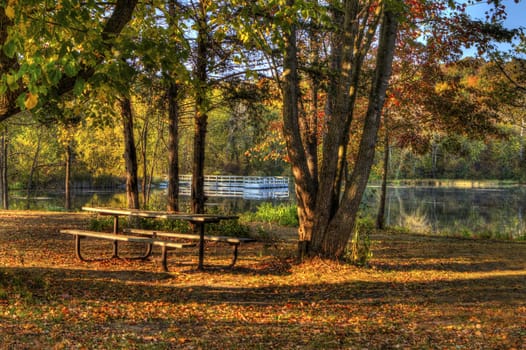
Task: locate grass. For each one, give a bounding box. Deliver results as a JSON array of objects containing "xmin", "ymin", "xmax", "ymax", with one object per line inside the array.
[
  {"xmin": 0, "ymin": 210, "xmax": 525, "ymax": 349},
  {"xmin": 241, "ymin": 203, "xmax": 298, "ymax": 227}
]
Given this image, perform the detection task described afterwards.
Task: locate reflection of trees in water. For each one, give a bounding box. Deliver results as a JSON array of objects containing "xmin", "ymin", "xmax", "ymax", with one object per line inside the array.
[
  {"xmin": 391, "ymin": 187, "xmax": 431, "ymax": 233},
  {"xmin": 378, "ymin": 186, "xmax": 526, "ymax": 239}
]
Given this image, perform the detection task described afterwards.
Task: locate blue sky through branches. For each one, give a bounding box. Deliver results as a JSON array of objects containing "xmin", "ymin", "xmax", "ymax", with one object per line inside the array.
[{"xmin": 464, "ymin": 0, "xmax": 525, "ymax": 56}]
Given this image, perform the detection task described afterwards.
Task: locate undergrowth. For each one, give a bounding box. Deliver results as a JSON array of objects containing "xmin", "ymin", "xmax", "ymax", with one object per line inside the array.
[{"xmin": 241, "ymin": 203, "xmax": 298, "ymax": 227}]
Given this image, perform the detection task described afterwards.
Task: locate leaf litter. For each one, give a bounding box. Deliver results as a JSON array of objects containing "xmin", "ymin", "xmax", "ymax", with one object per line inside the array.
[{"xmin": 0, "ymin": 210, "xmax": 524, "ymax": 349}]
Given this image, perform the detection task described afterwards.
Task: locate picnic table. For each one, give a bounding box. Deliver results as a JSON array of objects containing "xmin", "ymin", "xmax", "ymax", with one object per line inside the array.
[{"xmin": 61, "ymin": 206, "xmax": 254, "ymax": 271}]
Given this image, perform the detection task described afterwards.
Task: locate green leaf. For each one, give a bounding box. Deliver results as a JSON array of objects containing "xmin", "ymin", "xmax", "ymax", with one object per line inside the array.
[
  {"xmin": 16, "ymin": 93, "xmax": 26, "ymax": 110},
  {"xmin": 64, "ymin": 61, "xmax": 78, "ymax": 77},
  {"xmin": 47, "ymin": 68, "xmax": 62, "ymax": 85},
  {"xmin": 3, "ymin": 40, "xmax": 17, "ymax": 58},
  {"xmin": 0, "ymin": 82, "xmax": 7, "ymax": 95},
  {"xmin": 6, "ymin": 74, "xmax": 18, "ymax": 91},
  {"xmin": 73, "ymin": 77, "xmax": 85, "ymax": 96}
]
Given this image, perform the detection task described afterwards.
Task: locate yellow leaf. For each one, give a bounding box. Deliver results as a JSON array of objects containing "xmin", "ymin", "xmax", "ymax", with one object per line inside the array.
[
  {"xmin": 24, "ymin": 93, "xmax": 39, "ymax": 110},
  {"xmin": 5, "ymin": 6, "xmax": 15, "ymax": 20},
  {"xmin": 434, "ymin": 82, "xmax": 449, "ymax": 94}
]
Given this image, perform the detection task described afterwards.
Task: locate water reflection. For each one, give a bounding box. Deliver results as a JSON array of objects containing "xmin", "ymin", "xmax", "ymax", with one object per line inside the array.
[
  {"xmin": 8, "ymin": 183, "xmax": 526, "ymax": 240},
  {"xmin": 8, "ymin": 187, "xmax": 292, "ymax": 215},
  {"xmin": 363, "ymin": 185, "xmax": 526, "ymax": 240}
]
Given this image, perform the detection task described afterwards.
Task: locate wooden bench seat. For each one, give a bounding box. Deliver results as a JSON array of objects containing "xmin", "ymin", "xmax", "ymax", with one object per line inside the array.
[
  {"xmin": 60, "ymin": 229, "xmax": 195, "ymax": 271},
  {"xmin": 123, "ymin": 228, "xmax": 256, "ymax": 267}
]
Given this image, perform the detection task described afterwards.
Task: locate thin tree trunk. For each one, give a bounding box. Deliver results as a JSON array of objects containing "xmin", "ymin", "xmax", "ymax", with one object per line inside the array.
[
  {"xmin": 376, "ymin": 126, "xmax": 389, "ymax": 229},
  {"xmin": 192, "ymin": 108, "xmax": 207, "ymax": 214},
  {"xmin": 192, "ymin": 0, "xmax": 209, "ymax": 215},
  {"xmin": 166, "ymin": 0, "xmax": 181, "ymax": 212},
  {"xmin": 167, "ymin": 81, "xmax": 180, "ymax": 212},
  {"xmin": 65, "ymin": 143, "xmax": 72, "ymax": 211},
  {"xmin": 140, "ymin": 114, "xmax": 149, "ymax": 206},
  {"xmin": 121, "ymin": 97, "xmax": 140, "ymax": 210},
  {"xmin": 26, "ymin": 130, "xmax": 42, "ymax": 210},
  {"xmin": 0, "ymin": 128, "xmax": 7, "ymax": 209},
  {"xmin": 145, "ymin": 113, "xmax": 162, "ymax": 206}
]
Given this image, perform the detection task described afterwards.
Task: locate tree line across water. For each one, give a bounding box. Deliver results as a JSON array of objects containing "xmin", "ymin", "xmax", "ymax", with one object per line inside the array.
[{"xmin": 0, "ymin": 1, "xmax": 524, "ymax": 259}]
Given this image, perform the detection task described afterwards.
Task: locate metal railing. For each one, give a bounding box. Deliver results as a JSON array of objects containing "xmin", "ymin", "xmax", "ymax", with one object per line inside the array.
[
  {"xmin": 179, "ymin": 175, "xmax": 289, "ymax": 188},
  {"xmin": 177, "ymin": 175, "xmax": 290, "ymax": 199}
]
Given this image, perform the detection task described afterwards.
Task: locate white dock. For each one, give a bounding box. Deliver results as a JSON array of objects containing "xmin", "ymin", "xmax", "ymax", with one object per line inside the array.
[{"xmin": 177, "ymin": 175, "xmax": 289, "ymax": 199}]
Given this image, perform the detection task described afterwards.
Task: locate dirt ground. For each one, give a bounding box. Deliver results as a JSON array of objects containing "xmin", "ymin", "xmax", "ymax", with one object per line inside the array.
[{"xmin": 0, "ymin": 210, "xmax": 525, "ymax": 349}]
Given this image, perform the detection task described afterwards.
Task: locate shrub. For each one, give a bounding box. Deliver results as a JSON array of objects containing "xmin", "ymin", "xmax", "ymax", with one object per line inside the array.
[{"xmin": 345, "ymin": 218, "xmax": 374, "ymax": 266}]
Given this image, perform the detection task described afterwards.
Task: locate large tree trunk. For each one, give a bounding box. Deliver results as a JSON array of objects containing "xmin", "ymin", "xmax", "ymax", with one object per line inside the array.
[
  {"xmin": 191, "ymin": 0, "xmax": 209, "ymax": 215},
  {"xmin": 121, "ymin": 97, "xmax": 140, "ymax": 210},
  {"xmin": 311, "ymin": 1, "xmax": 382, "ymax": 251},
  {"xmin": 281, "ymin": 0, "xmax": 318, "ymax": 260},
  {"xmin": 312, "ymin": 8, "xmax": 399, "ymax": 258}
]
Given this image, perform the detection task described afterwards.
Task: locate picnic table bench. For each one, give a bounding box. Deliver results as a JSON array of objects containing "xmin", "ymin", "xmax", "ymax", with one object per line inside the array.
[
  {"xmin": 60, "ymin": 229, "xmax": 196, "ymax": 272},
  {"xmin": 60, "ymin": 207, "xmax": 255, "ymax": 271},
  {"xmin": 123, "ymin": 228, "xmax": 255, "ymax": 267}
]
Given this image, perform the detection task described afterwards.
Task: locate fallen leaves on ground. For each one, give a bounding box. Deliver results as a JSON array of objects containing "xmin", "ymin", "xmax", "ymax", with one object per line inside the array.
[{"xmin": 0, "ymin": 210, "xmax": 525, "ymax": 349}]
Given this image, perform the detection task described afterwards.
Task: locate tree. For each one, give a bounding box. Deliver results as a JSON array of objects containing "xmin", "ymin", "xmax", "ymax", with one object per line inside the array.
[
  {"xmin": 232, "ymin": 0, "xmax": 521, "ymax": 259},
  {"xmin": 0, "ymin": 0, "xmax": 138, "ymax": 123},
  {"xmin": 279, "ymin": 0, "xmax": 398, "ymax": 258}
]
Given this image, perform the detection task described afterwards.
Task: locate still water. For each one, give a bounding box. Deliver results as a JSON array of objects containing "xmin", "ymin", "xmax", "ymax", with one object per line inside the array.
[
  {"xmin": 8, "ymin": 182, "xmax": 526, "ymax": 240},
  {"xmin": 363, "ymin": 184, "xmax": 526, "ymax": 240}
]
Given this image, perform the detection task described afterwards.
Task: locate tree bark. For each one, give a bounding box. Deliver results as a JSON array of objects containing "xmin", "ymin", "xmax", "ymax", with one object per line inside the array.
[
  {"xmin": 167, "ymin": 81, "xmax": 180, "ymax": 212},
  {"xmin": 192, "ymin": 0, "xmax": 209, "ymax": 215},
  {"xmin": 26, "ymin": 129, "xmax": 43, "ymax": 210},
  {"xmin": 121, "ymin": 97, "xmax": 140, "ymax": 210},
  {"xmin": 65, "ymin": 143, "xmax": 72, "ymax": 211},
  {"xmin": 281, "ymin": 0, "xmax": 318, "ymax": 259},
  {"xmin": 0, "ymin": 128, "xmax": 8, "ymax": 209},
  {"xmin": 166, "ymin": 0, "xmax": 181, "ymax": 212},
  {"xmin": 376, "ymin": 124, "xmax": 389, "ymax": 229},
  {"xmin": 312, "ymin": 7, "xmax": 399, "ymax": 258}
]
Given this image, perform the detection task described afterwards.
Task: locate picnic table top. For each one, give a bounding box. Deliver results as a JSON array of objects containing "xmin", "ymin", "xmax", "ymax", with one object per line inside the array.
[{"xmin": 81, "ymin": 206, "xmax": 238, "ymax": 222}]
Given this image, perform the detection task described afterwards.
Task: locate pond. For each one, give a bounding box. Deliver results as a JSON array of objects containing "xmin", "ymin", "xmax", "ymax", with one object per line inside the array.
[
  {"xmin": 8, "ymin": 186, "xmax": 292, "ymax": 214},
  {"xmin": 362, "ymin": 182, "xmax": 526, "ymax": 240},
  {"xmin": 7, "ymin": 181, "xmax": 526, "ymax": 240}
]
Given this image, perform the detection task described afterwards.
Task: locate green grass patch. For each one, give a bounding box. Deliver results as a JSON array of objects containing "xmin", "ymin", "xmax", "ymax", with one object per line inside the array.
[{"xmin": 242, "ymin": 203, "xmax": 298, "ymax": 227}]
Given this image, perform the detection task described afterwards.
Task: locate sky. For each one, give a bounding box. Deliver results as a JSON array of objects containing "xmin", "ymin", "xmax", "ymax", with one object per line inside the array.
[
  {"xmin": 463, "ymin": 0, "xmax": 525, "ymax": 56},
  {"xmin": 466, "ymin": 0, "xmax": 525, "ymax": 28}
]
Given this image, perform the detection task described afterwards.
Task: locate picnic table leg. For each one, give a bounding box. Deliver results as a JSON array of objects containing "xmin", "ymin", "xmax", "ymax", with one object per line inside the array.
[
  {"xmin": 197, "ymin": 223, "xmax": 205, "ymax": 270},
  {"xmin": 228, "ymin": 243, "xmax": 240, "ymax": 268},
  {"xmin": 74, "ymin": 235, "xmax": 86, "ymax": 261},
  {"xmin": 112, "ymin": 215, "xmax": 119, "ymax": 258},
  {"xmin": 161, "ymin": 245, "xmax": 169, "ymax": 272}
]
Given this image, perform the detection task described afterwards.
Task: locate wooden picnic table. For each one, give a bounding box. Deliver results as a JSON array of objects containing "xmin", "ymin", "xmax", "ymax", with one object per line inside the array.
[{"xmin": 81, "ymin": 206, "xmax": 239, "ymax": 270}]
